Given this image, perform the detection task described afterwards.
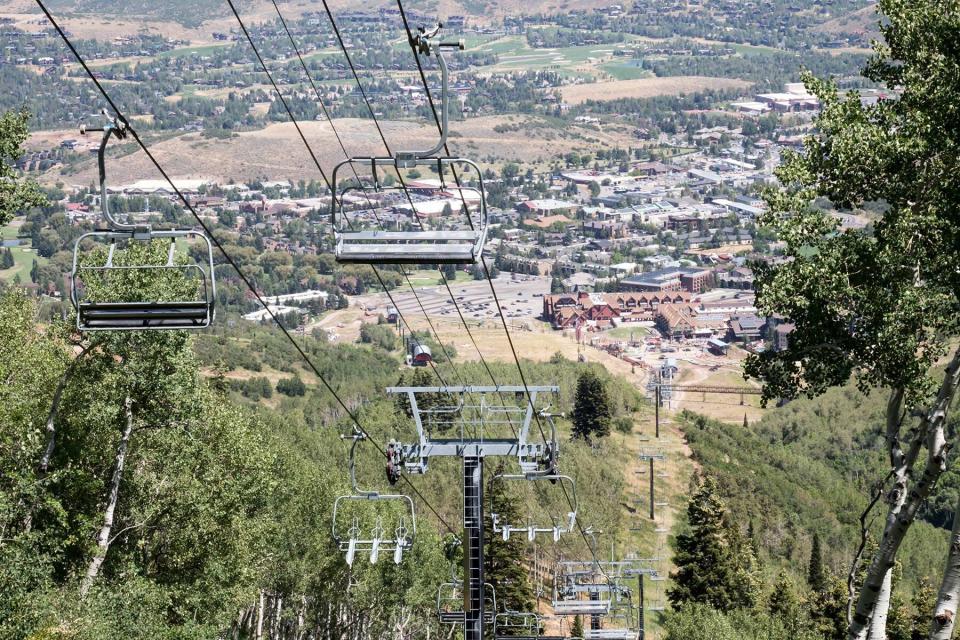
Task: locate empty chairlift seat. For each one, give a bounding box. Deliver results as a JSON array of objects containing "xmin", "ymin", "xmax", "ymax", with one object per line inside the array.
[
  {"xmin": 437, "ymin": 581, "xmax": 496, "ymax": 625},
  {"xmin": 71, "ymin": 229, "xmax": 216, "ymax": 331},
  {"xmin": 583, "ymin": 629, "xmax": 638, "ymax": 640},
  {"xmin": 331, "ymin": 157, "xmax": 488, "ymax": 264},
  {"xmin": 330, "ymin": 27, "xmax": 489, "ymax": 265},
  {"xmin": 551, "ymin": 599, "xmax": 612, "ymax": 616},
  {"xmin": 69, "ymin": 117, "xmax": 216, "ymax": 332}
]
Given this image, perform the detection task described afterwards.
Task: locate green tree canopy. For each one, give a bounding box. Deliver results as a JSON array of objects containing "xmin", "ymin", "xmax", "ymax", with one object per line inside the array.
[
  {"xmin": 0, "ymin": 109, "xmax": 46, "ymax": 226},
  {"xmin": 571, "ymin": 369, "xmax": 613, "ymax": 443},
  {"xmin": 669, "ymin": 476, "xmax": 757, "ymax": 613}
]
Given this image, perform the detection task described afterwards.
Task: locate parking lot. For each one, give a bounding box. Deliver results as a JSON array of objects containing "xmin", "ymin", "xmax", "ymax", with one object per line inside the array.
[{"xmin": 358, "ymin": 274, "xmax": 551, "ymax": 327}]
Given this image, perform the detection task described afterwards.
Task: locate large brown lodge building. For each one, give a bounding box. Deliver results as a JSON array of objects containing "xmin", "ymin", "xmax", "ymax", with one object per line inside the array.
[{"xmin": 543, "ymin": 291, "xmax": 693, "ymax": 330}]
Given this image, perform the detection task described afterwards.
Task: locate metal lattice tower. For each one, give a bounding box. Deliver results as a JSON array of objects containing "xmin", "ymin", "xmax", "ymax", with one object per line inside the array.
[{"xmin": 385, "ymin": 385, "xmax": 564, "ymax": 640}]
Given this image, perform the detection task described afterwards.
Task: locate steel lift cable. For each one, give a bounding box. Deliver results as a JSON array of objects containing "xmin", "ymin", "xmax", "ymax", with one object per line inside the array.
[
  {"xmin": 34, "ymin": 0, "xmax": 459, "ymax": 539},
  {"xmin": 317, "ymin": 0, "xmax": 511, "ymax": 407},
  {"xmin": 393, "ymin": 0, "xmax": 611, "ymax": 578},
  {"xmin": 264, "ymin": 0, "xmax": 480, "ymax": 395},
  {"xmin": 223, "ymin": 0, "xmax": 463, "ymax": 391}
]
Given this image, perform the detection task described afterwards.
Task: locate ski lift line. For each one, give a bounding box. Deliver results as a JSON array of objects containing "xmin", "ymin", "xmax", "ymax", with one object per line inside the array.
[
  {"xmin": 295, "ymin": 2, "xmax": 502, "ymax": 418},
  {"xmin": 226, "ymin": 0, "xmax": 465, "ymax": 393},
  {"xmin": 35, "ymin": 1, "xmax": 460, "ymax": 540},
  {"xmin": 393, "ymin": 0, "xmax": 605, "ymax": 577},
  {"xmin": 317, "ymin": 4, "xmax": 511, "ymax": 427},
  {"xmin": 266, "ymin": 0, "xmax": 460, "ymax": 377}
]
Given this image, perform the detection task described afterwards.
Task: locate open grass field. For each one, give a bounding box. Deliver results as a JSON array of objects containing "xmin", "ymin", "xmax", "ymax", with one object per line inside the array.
[
  {"xmin": 600, "ymin": 60, "xmax": 652, "ymax": 81},
  {"xmin": 39, "ymin": 114, "xmax": 645, "ymax": 185},
  {"xmin": 561, "ymin": 76, "xmax": 753, "ymax": 104},
  {"xmin": 468, "ymin": 34, "xmax": 631, "ymax": 74},
  {"xmin": 0, "ymin": 242, "xmax": 47, "ymax": 283},
  {"xmin": 603, "ymin": 325, "xmax": 650, "ymax": 341}
]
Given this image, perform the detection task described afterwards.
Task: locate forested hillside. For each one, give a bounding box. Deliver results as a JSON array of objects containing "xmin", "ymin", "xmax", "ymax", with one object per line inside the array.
[
  {"xmin": 0, "ymin": 282, "xmax": 645, "ymax": 638},
  {"xmin": 675, "ymin": 384, "xmax": 957, "ymax": 636}
]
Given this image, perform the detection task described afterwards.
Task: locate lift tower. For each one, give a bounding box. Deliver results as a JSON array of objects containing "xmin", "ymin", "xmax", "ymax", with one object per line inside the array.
[{"xmin": 386, "ymin": 385, "xmax": 562, "ymax": 640}]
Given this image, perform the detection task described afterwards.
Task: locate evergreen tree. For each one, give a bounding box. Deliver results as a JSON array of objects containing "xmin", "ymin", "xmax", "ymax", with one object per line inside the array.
[
  {"xmin": 809, "ymin": 577, "xmax": 848, "ymax": 640},
  {"xmin": 440, "ymin": 263, "xmax": 457, "ymax": 282},
  {"xmin": 909, "ymin": 577, "xmax": 936, "ymax": 640},
  {"xmin": 0, "ymin": 248, "xmax": 14, "ymax": 270},
  {"xmin": 886, "ymin": 591, "xmax": 911, "ymax": 640},
  {"xmin": 484, "ymin": 461, "xmax": 534, "ymax": 615},
  {"xmin": 669, "ymin": 476, "xmax": 756, "ymax": 612},
  {"xmin": 571, "ymin": 615, "xmax": 584, "ymax": 637},
  {"xmin": 768, "ymin": 571, "xmax": 802, "ymax": 633},
  {"xmin": 29, "ymin": 258, "xmax": 38, "ymax": 283},
  {"xmin": 550, "ymin": 275, "xmax": 565, "ymax": 294},
  {"xmin": 808, "ymin": 532, "xmax": 828, "ymax": 593},
  {"xmin": 571, "ymin": 369, "xmax": 613, "ymax": 443},
  {"xmin": 746, "ymin": 519, "xmax": 761, "ymax": 566}
]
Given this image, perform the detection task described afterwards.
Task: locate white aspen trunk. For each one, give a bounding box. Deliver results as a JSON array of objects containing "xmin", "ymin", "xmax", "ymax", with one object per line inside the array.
[
  {"xmin": 868, "ymin": 569, "xmax": 892, "ymax": 639},
  {"xmin": 849, "ymin": 349, "xmax": 960, "ymax": 639},
  {"xmin": 274, "ymin": 593, "xmax": 283, "ymax": 639},
  {"xmin": 39, "ymin": 344, "xmax": 92, "ymax": 475},
  {"xmin": 865, "ymin": 390, "xmax": 909, "ymax": 635},
  {"xmin": 297, "ymin": 595, "xmax": 306, "ymax": 640},
  {"xmin": 930, "ymin": 498, "xmax": 960, "ymax": 639},
  {"xmin": 257, "ymin": 589, "xmax": 266, "ymax": 640},
  {"xmin": 79, "ymin": 396, "xmax": 133, "ymax": 598}
]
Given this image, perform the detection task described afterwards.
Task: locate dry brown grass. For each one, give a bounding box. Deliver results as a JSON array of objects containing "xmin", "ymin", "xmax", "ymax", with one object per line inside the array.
[
  {"xmin": 41, "ymin": 115, "xmax": 643, "ymax": 185},
  {"xmin": 813, "ymin": 3, "xmax": 880, "ymax": 35},
  {"xmin": 2, "ymin": 0, "xmax": 373, "ymax": 40},
  {"xmin": 561, "ymin": 76, "xmax": 753, "ymax": 105}
]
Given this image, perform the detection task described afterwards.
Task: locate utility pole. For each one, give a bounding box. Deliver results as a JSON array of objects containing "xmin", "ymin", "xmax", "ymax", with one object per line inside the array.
[
  {"xmin": 654, "ymin": 382, "xmax": 660, "ymax": 438},
  {"xmin": 638, "ymin": 450, "xmax": 666, "ymax": 520},
  {"xmin": 638, "ymin": 573, "xmax": 645, "ymax": 640}
]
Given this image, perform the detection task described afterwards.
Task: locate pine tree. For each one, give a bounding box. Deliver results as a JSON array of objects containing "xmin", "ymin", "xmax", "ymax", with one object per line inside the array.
[
  {"xmin": 550, "ymin": 275, "xmax": 565, "ymax": 294},
  {"xmin": 886, "ymin": 591, "xmax": 912, "ymax": 640},
  {"xmin": 746, "ymin": 519, "xmax": 762, "ymax": 566},
  {"xmin": 810, "ymin": 576, "xmax": 848, "ymax": 640},
  {"xmin": 484, "ymin": 461, "xmax": 534, "ymax": 615},
  {"xmin": 768, "ymin": 571, "xmax": 802, "ymax": 633},
  {"xmin": 571, "ymin": 615, "xmax": 584, "ymax": 638},
  {"xmin": 668, "ymin": 476, "xmax": 756, "ymax": 612},
  {"xmin": 808, "ymin": 532, "xmax": 828, "ymax": 593},
  {"xmin": 0, "ymin": 247, "xmax": 14, "ymax": 270},
  {"xmin": 571, "ymin": 369, "xmax": 613, "ymax": 443},
  {"xmin": 909, "ymin": 576, "xmax": 937, "ymax": 640}
]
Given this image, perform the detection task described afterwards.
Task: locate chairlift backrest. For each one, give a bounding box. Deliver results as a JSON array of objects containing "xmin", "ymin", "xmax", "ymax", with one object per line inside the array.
[
  {"xmin": 331, "ymin": 27, "xmax": 489, "ymax": 265},
  {"xmin": 490, "ymin": 473, "xmax": 578, "ymax": 543},
  {"xmin": 332, "ymin": 433, "xmax": 417, "ymax": 566},
  {"xmin": 69, "ymin": 117, "xmax": 216, "ymax": 331}
]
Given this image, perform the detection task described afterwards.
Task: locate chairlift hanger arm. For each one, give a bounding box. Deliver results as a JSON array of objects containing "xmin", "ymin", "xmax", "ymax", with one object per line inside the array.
[
  {"xmin": 80, "ymin": 114, "xmax": 140, "ymax": 233},
  {"xmin": 397, "ymin": 23, "xmax": 465, "ymax": 165}
]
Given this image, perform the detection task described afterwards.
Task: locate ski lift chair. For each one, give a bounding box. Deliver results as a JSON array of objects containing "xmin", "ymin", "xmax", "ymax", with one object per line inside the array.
[
  {"xmin": 70, "ymin": 116, "xmax": 215, "ymax": 331},
  {"xmin": 583, "ymin": 589, "xmax": 638, "ymax": 640},
  {"xmin": 332, "ymin": 432, "xmax": 416, "ymax": 566},
  {"xmin": 490, "ymin": 472, "xmax": 578, "ymax": 543},
  {"xmin": 552, "ymin": 561, "xmax": 613, "ymax": 617},
  {"xmin": 436, "ymin": 580, "xmax": 497, "ymax": 625},
  {"xmin": 331, "ymin": 25, "xmax": 488, "ymax": 265},
  {"xmin": 495, "ymin": 610, "xmax": 569, "ymax": 640}
]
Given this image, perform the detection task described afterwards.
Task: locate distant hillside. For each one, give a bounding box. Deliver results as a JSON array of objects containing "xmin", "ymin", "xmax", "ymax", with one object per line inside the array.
[
  {"xmin": 814, "ymin": 3, "xmax": 881, "ymax": 36},
  {"xmin": 32, "ymin": 0, "xmax": 882, "ymax": 30},
  {"xmin": 679, "ymin": 384, "xmax": 950, "ymax": 594},
  {"xmin": 40, "ymin": 0, "xmax": 320, "ymax": 28}
]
